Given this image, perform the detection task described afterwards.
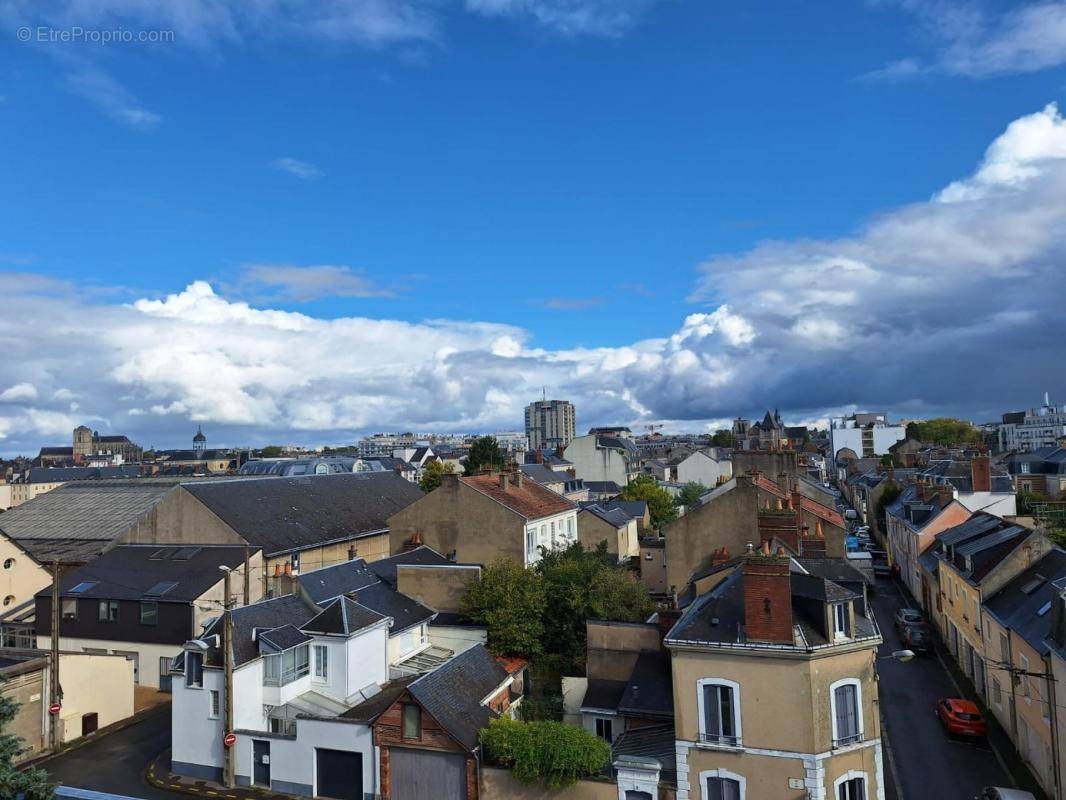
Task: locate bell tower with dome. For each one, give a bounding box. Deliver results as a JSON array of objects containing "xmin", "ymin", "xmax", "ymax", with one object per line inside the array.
[{"xmin": 193, "ymin": 425, "xmax": 207, "ymax": 453}]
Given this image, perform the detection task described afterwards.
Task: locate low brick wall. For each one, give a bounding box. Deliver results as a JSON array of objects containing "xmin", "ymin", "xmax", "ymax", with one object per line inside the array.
[{"xmin": 481, "ymin": 767, "xmax": 618, "ymax": 800}]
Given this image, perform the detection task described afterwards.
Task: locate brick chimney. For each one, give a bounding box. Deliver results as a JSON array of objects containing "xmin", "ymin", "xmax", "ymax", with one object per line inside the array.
[
  {"xmin": 971, "ymin": 455, "xmax": 992, "ymax": 493},
  {"xmin": 499, "ymin": 472, "xmax": 509, "ymax": 492},
  {"xmin": 742, "ymin": 542, "xmax": 794, "ymax": 644},
  {"xmin": 533, "ymin": 448, "xmax": 543, "ymax": 464},
  {"xmin": 512, "ymin": 470, "xmax": 524, "ymax": 490},
  {"xmin": 403, "ymin": 532, "xmax": 423, "ymax": 552},
  {"xmin": 800, "ymin": 522, "xmax": 827, "ymax": 559},
  {"xmin": 916, "ymin": 479, "xmax": 927, "ymax": 503},
  {"xmin": 657, "ymin": 608, "xmax": 681, "ymax": 645},
  {"xmin": 710, "ymin": 547, "xmax": 730, "ymax": 567}
]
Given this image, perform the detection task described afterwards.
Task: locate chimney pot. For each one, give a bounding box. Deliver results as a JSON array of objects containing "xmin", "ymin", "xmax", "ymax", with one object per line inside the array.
[{"xmin": 499, "ymin": 472, "xmax": 509, "ymax": 491}]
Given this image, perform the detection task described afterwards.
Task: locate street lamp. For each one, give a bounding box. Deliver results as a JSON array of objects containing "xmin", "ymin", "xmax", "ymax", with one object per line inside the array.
[{"xmin": 879, "ymin": 649, "xmax": 915, "ymax": 663}]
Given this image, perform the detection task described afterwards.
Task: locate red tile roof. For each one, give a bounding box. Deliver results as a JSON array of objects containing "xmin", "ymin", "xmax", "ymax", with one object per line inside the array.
[
  {"xmin": 461, "ymin": 474, "xmax": 576, "ymax": 520},
  {"xmin": 494, "ymin": 655, "xmax": 528, "ymax": 675},
  {"xmin": 755, "ymin": 476, "xmax": 788, "ymax": 499},
  {"xmin": 800, "ymin": 497, "xmax": 845, "ymax": 529}
]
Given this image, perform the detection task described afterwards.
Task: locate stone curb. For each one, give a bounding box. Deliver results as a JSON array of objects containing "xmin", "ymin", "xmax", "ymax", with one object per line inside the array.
[
  {"xmin": 27, "ymin": 701, "xmax": 172, "ymax": 768},
  {"xmin": 146, "ymin": 749, "xmax": 297, "ymax": 800}
]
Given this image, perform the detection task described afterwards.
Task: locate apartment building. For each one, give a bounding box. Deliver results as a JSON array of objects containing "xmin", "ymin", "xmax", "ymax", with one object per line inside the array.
[
  {"xmin": 829, "ymin": 413, "xmax": 906, "ymax": 459},
  {"xmin": 664, "ymin": 544, "xmax": 885, "ymax": 800},
  {"xmin": 524, "ymin": 399, "xmax": 576, "ymax": 451}
]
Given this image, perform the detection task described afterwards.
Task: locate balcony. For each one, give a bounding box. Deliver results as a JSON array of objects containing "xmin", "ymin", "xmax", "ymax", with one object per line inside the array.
[
  {"xmin": 832, "ymin": 732, "xmax": 865, "ymax": 749},
  {"xmin": 697, "ymin": 732, "xmax": 741, "ymax": 749}
]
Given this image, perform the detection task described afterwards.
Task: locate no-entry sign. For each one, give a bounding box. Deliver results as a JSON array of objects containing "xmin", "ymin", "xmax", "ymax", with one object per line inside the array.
[
  {"xmin": 223, "ymin": 732, "xmax": 236, "ymax": 748},
  {"xmin": 48, "ymin": 702, "xmax": 61, "ymax": 715}
]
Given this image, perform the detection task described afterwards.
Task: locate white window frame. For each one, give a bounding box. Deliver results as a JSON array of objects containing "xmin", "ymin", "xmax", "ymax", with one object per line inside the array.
[
  {"xmin": 698, "ymin": 768, "xmax": 746, "ymax": 800},
  {"xmin": 833, "ymin": 603, "xmax": 848, "ymax": 639},
  {"xmin": 313, "ymin": 644, "xmax": 328, "ymax": 682},
  {"xmin": 833, "ymin": 770, "xmax": 868, "ymax": 800},
  {"xmin": 1021, "ymin": 654, "xmax": 1032, "ymax": 702},
  {"xmin": 829, "ymin": 678, "xmax": 864, "ymax": 747},
  {"xmin": 208, "ymin": 689, "xmax": 220, "ymax": 719},
  {"xmin": 696, "ymin": 677, "xmax": 742, "ymax": 747},
  {"xmin": 594, "ymin": 716, "xmax": 613, "ymax": 742}
]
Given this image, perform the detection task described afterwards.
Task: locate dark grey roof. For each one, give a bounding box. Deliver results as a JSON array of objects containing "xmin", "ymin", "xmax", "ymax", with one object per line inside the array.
[
  {"xmin": 183, "ymin": 472, "xmax": 424, "ymax": 556},
  {"xmin": 38, "ymin": 447, "xmax": 74, "ymax": 457},
  {"xmin": 790, "ymin": 572, "xmax": 856, "ymax": 603},
  {"xmin": 34, "ymin": 545, "xmax": 246, "ymax": 602},
  {"xmin": 985, "ymin": 549, "xmax": 1066, "ymax": 655},
  {"xmin": 408, "ymin": 644, "xmax": 510, "ymax": 751},
  {"xmin": 27, "ymin": 466, "xmax": 142, "ymax": 483},
  {"xmin": 366, "ymin": 546, "xmax": 454, "ymax": 589},
  {"xmin": 612, "ymin": 724, "xmax": 677, "ymax": 784},
  {"xmin": 203, "ymin": 593, "xmax": 320, "ymax": 667},
  {"xmin": 300, "ymin": 560, "xmax": 380, "ymax": 603},
  {"xmin": 0, "ymin": 480, "xmax": 182, "ymax": 563},
  {"xmin": 617, "ymin": 651, "xmax": 672, "ymax": 719},
  {"xmin": 340, "ymin": 676, "xmax": 420, "ymax": 723},
  {"xmin": 349, "ymin": 582, "xmax": 435, "ymax": 634},
  {"xmin": 519, "ymin": 464, "xmax": 566, "ymax": 485},
  {"xmin": 937, "ymin": 512, "xmax": 1010, "ymax": 546},
  {"xmin": 795, "ymin": 558, "xmax": 867, "ymax": 585},
  {"xmin": 601, "ymin": 500, "xmax": 648, "ymax": 521},
  {"xmin": 301, "ymin": 597, "xmax": 387, "ymax": 636},
  {"xmin": 580, "ymin": 504, "xmax": 630, "ymax": 528},
  {"xmin": 258, "ymin": 624, "xmax": 312, "ymax": 651},
  {"xmin": 585, "ymin": 481, "xmax": 622, "ymax": 494},
  {"xmin": 582, "ymin": 679, "xmax": 627, "ymax": 711}
]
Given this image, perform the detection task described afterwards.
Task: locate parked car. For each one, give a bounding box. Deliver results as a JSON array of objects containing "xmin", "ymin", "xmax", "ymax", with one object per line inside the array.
[
  {"xmin": 894, "ymin": 608, "xmax": 923, "ymax": 632},
  {"xmin": 901, "ymin": 625, "xmax": 931, "ymax": 655},
  {"xmin": 975, "ymin": 788, "xmax": 1037, "ymax": 800},
  {"xmin": 937, "ymin": 698, "xmax": 987, "ymax": 738},
  {"xmin": 844, "ymin": 509, "xmax": 858, "ymax": 520},
  {"xmin": 855, "ymin": 525, "xmax": 871, "ymax": 535}
]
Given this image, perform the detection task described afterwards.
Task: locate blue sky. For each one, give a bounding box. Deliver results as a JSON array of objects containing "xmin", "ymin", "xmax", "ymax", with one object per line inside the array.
[{"xmin": 2, "ymin": 0, "xmax": 1066, "ymax": 451}]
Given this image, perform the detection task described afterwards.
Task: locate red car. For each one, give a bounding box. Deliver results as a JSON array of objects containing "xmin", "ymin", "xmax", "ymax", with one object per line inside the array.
[{"xmin": 936, "ymin": 698, "xmax": 987, "ymax": 737}]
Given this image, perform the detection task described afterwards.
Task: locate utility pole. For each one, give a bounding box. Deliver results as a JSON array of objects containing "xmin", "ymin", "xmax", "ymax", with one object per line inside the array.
[
  {"xmin": 243, "ymin": 546, "xmax": 250, "ymax": 606},
  {"xmin": 49, "ymin": 560, "xmax": 61, "ymax": 752},
  {"xmin": 220, "ymin": 566, "xmax": 235, "ymax": 789}
]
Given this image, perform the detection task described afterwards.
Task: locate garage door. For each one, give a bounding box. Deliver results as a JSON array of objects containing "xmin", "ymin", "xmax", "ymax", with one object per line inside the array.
[
  {"xmin": 390, "ymin": 748, "xmax": 466, "ymax": 800},
  {"xmin": 316, "ymin": 748, "xmax": 363, "ymax": 800}
]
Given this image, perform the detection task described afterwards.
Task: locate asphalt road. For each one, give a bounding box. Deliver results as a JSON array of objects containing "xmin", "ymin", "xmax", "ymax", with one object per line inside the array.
[
  {"xmin": 43, "ymin": 706, "xmax": 184, "ymax": 800},
  {"xmin": 873, "ymin": 577, "xmax": 1013, "ymax": 800}
]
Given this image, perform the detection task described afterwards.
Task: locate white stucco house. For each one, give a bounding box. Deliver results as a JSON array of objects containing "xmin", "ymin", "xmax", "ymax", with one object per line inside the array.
[{"xmin": 674, "ymin": 449, "xmax": 732, "ymax": 488}]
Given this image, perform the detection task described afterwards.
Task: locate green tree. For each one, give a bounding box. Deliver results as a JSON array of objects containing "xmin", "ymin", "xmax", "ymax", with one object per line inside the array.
[
  {"xmin": 465, "ymin": 436, "xmax": 507, "ymax": 474},
  {"xmin": 418, "ymin": 459, "xmax": 455, "ymax": 493},
  {"xmin": 0, "ymin": 697, "xmax": 52, "ymax": 800},
  {"xmin": 619, "ymin": 474, "xmax": 678, "ymax": 530},
  {"xmin": 675, "ymin": 481, "xmax": 709, "ymax": 509},
  {"xmin": 1017, "ymin": 489, "xmax": 1050, "ymax": 515},
  {"xmin": 905, "ymin": 418, "xmax": 982, "ymax": 445},
  {"xmin": 709, "ymin": 429, "xmax": 735, "ymax": 448},
  {"xmin": 480, "ymin": 718, "xmax": 611, "ymax": 789},
  {"xmin": 535, "ymin": 543, "xmax": 654, "ymax": 674},
  {"xmin": 875, "ymin": 483, "xmax": 902, "ymax": 536},
  {"xmin": 259, "ymin": 445, "xmax": 283, "ymax": 458},
  {"xmin": 462, "ymin": 558, "xmax": 546, "ymax": 657}
]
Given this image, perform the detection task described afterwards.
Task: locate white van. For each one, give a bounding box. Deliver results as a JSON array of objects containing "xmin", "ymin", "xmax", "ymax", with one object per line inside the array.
[
  {"xmin": 976, "ymin": 788, "xmax": 1038, "ymax": 800},
  {"xmin": 844, "ymin": 509, "xmax": 859, "ymax": 520}
]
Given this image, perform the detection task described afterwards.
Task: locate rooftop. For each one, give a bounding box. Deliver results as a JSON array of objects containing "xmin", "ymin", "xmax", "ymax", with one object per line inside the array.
[{"xmin": 460, "ymin": 473, "xmax": 576, "ymax": 520}]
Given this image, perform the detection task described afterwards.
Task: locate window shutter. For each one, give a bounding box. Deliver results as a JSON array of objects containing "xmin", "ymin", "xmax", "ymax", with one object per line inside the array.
[{"xmin": 703, "ymin": 684, "xmax": 721, "ymax": 736}]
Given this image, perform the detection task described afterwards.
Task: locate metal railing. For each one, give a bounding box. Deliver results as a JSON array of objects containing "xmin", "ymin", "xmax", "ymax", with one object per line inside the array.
[{"xmin": 699, "ymin": 732, "xmax": 741, "ymax": 747}]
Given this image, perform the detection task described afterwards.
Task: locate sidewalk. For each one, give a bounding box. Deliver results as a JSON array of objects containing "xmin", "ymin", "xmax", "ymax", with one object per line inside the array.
[{"xmin": 146, "ymin": 750, "xmax": 299, "ymax": 800}]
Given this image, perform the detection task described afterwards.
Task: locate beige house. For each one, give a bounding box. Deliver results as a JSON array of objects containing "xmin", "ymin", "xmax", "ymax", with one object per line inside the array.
[
  {"xmin": 577, "ymin": 505, "xmax": 639, "ymax": 562},
  {"xmin": 983, "ymin": 548, "xmax": 1066, "ymax": 798},
  {"xmin": 927, "ymin": 513, "xmax": 1050, "ymax": 703},
  {"xmin": 0, "ymin": 532, "xmax": 50, "ymax": 617},
  {"xmin": 388, "ymin": 472, "xmax": 578, "ymax": 566},
  {"xmin": 664, "ymin": 546, "xmax": 884, "ymax": 800},
  {"xmin": 0, "ymin": 648, "xmax": 134, "ymax": 759}
]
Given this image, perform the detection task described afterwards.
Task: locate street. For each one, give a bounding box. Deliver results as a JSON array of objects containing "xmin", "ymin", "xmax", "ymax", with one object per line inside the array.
[
  {"xmin": 43, "ymin": 707, "xmax": 183, "ymax": 800},
  {"xmin": 872, "ymin": 575, "xmax": 1015, "ymax": 800}
]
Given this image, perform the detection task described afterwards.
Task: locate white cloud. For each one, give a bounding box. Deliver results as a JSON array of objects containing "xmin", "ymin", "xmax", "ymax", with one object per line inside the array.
[
  {"xmin": 0, "ymin": 382, "xmax": 38, "ymax": 402},
  {"xmin": 239, "ymin": 264, "xmax": 394, "ymax": 301},
  {"xmin": 63, "ymin": 63, "xmax": 161, "ymax": 128},
  {"xmin": 271, "ymin": 158, "xmax": 322, "ymax": 180},
  {"xmin": 1, "ymin": 104, "xmax": 1066, "ymax": 454},
  {"xmin": 867, "ymin": 1, "xmax": 1066, "ymax": 79},
  {"xmin": 464, "ymin": 0, "xmax": 661, "ymax": 36}
]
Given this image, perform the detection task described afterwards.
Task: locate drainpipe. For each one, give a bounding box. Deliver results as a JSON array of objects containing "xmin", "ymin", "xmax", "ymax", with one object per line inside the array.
[{"xmin": 1045, "ymin": 654, "xmax": 1062, "ymax": 800}]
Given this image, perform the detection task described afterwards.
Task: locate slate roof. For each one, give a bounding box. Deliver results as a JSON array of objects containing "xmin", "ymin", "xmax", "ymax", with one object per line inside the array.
[
  {"xmin": 184, "ymin": 472, "xmax": 424, "ymax": 556},
  {"xmin": 601, "ymin": 500, "xmax": 648, "ymax": 521},
  {"xmin": 582, "ymin": 679, "xmax": 627, "ymax": 711},
  {"xmin": 408, "ymin": 644, "xmax": 512, "ymax": 751},
  {"xmin": 617, "ymin": 651, "xmax": 673, "ymax": 719},
  {"xmin": 0, "ymin": 480, "xmax": 182, "ymax": 563},
  {"xmin": 460, "ymin": 474, "xmax": 576, "ymax": 521},
  {"xmin": 340, "ymin": 676, "xmax": 420, "ymax": 723},
  {"xmin": 301, "ymin": 597, "xmax": 388, "ymax": 636},
  {"xmin": 518, "ymin": 464, "xmax": 567, "ymax": 485},
  {"xmin": 580, "ymin": 504, "xmax": 631, "ymax": 528},
  {"xmin": 258, "ymin": 624, "xmax": 313, "ymax": 651},
  {"xmin": 366, "ymin": 546, "xmax": 455, "ymax": 589},
  {"xmin": 347, "ymin": 582, "xmax": 435, "ymax": 634},
  {"xmin": 612, "ymin": 724, "xmax": 677, "ymax": 784},
  {"xmin": 985, "ymin": 550, "xmax": 1066, "ymax": 655},
  {"xmin": 585, "ymin": 481, "xmax": 622, "ymax": 495},
  {"xmin": 203, "ymin": 593, "xmax": 320, "ymax": 667},
  {"xmin": 27, "ymin": 466, "xmax": 142, "ymax": 483},
  {"xmin": 934, "ymin": 512, "xmax": 1033, "ymax": 585},
  {"xmin": 34, "ymin": 545, "xmax": 247, "ymax": 602}
]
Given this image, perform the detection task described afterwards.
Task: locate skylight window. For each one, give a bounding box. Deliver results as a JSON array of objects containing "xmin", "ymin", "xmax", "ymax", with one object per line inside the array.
[
  {"xmin": 144, "ymin": 580, "xmax": 179, "ymax": 597},
  {"xmin": 172, "ymin": 547, "xmax": 201, "ymax": 560},
  {"xmin": 69, "ymin": 581, "xmax": 97, "ymax": 594},
  {"xmin": 1038, "ymin": 601, "xmax": 1053, "ymax": 617},
  {"xmin": 1021, "ymin": 575, "xmax": 1047, "ymax": 595}
]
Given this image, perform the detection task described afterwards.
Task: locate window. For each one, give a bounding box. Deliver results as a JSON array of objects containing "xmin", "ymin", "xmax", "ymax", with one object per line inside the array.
[
  {"xmin": 526, "ymin": 528, "xmax": 537, "ymax": 558},
  {"xmin": 185, "ymin": 651, "xmax": 204, "ymax": 688},
  {"xmin": 992, "ymin": 677, "xmax": 1003, "ymax": 707},
  {"xmin": 595, "ymin": 717, "xmax": 613, "ymax": 741},
  {"xmin": 98, "ymin": 599, "xmax": 119, "ymax": 622},
  {"xmin": 3, "ymin": 558, "xmax": 14, "ymax": 569},
  {"xmin": 61, "ymin": 599, "xmax": 78, "ymax": 619},
  {"xmin": 836, "ymin": 774, "xmax": 866, "ymax": 800},
  {"xmin": 313, "ymin": 644, "xmax": 328, "ymax": 681},
  {"xmin": 2, "ymin": 595, "xmax": 13, "ymax": 607},
  {"xmin": 567, "ymin": 516, "xmax": 574, "ymax": 536},
  {"xmin": 209, "ymin": 690, "xmax": 220, "ymax": 719},
  {"xmin": 1000, "ymin": 632, "xmax": 1009, "ymax": 662},
  {"xmin": 262, "ymin": 645, "xmax": 310, "ymax": 687},
  {"xmin": 831, "ymin": 679, "xmax": 863, "ymax": 746},
  {"xmin": 833, "ymin": 603, "xmax": 849, "ymax": 638},
  {"xmin": 402, "ymin": 703, "xmax": 421, "ymax": 740},
  {"xmin": 1021, "ymin": 654, "xmax": 1032, "ymax": 700},
  {"xmin": 699, "ymin": 770, "xmax": 745, "ymax": 800},
  {"xmin": 140, "ymin": 601, "xmax": 158, "ymax": 626},
  {"xmin": 269, "ymin": 716, "xmax": 296, "ymax": 736},
  {"xmin": 697, "ymin": 679, "xmax": 741, "ymax": 746}
]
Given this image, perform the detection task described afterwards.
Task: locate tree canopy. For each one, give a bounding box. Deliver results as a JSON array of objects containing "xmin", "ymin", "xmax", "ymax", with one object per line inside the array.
[
  {"xmin": 258, "ymin": 445, "xmax": 284, "ymax": 458},
  {"xmin": 905, "ymin": 418, "xmax": 981, "ymax": 445},
  {"xmin": 465, "ymin": 436, "xmax": 507, "ymax": 474},
  {"xmin": 0, "ymin": 697, "xmax": 52, "ymax": 800},
  {"xmin": 462, "ymin": 543, "xmax": 654, "ymax": 673},
  {"xmin": 418, "ymin": 459, "xmax": 456, "ymax": 493},
  {"xmin": 675, "ymin": 481, "xmax": 709, "ymax": 509},
  {"xmin": 619, "ymin": 474, "xmax": 678, "ymax": 530},
  {"xmin": 708, "ymin": 429, "xmax": 735, "ymax": 448}
]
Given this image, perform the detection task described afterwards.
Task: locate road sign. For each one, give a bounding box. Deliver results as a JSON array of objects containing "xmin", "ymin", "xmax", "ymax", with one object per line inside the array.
[
  {"xmin": 48, "ymin": 702, "xmax": 61, "ymax": 715},
  {"xmin": 223, "ymin": 732, "xmax": 236, "ymax": 748}
]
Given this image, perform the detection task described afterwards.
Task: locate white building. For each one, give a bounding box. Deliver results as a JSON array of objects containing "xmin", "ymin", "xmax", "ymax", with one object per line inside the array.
[
  {"xmin": 674, "ymin": 449, "xmax": 732, "ymax": 488},
  {"xmin": 829, "ymin": 412, "xmax": 906, "ymax": 459},
  {"xmin": 564, "ymin": 433, "xmax": 640, "ymax": 487},
  {"xmin": 999, "ymin": 394, "xmax": 1066, "ymax": 453},
  {"xmin": 524, "ymin": 399, "xmax": 576, "ymax": 451}
]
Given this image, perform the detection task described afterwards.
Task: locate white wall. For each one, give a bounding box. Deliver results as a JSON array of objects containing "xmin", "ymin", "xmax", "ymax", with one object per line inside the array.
[
  {"xmin": 676, "ymin": 451, "xmax": 726, "ymax": 488},
  {"xmin": 38, "ymin": 636, "xmax": 182, "ymax": 689},
  {"xmin": 524, "ymin": 509, "xmax": 579, "ymax": 565},
  {"xmin": 564, "ymin": 436, "xmax": 629, "ymax": 485},
  {"xmin": 349, "ymin": 624, "xmax": 390, "ymax": 695},
  {"xmin": 172, "ymin": 666, "xmax": 225, "ymax": 776},
  {"xmin": 959, "ymin": 492, "xmax": 1017, "ymax": 516},
  {"xmin": 428, "ymin": 624, "xmax": 486, "ymax": 656}
]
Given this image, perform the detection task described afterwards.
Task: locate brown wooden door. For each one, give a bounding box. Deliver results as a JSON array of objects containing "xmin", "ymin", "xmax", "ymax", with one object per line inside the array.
[{"xmin": 81, "ymin": 713, "xmax": 98, "ymax": 736}]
